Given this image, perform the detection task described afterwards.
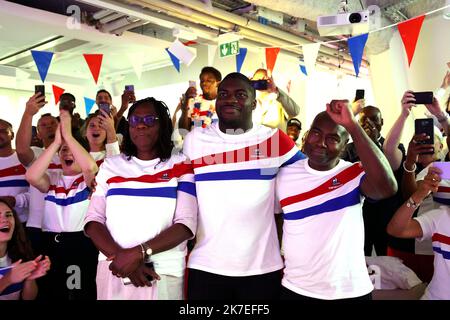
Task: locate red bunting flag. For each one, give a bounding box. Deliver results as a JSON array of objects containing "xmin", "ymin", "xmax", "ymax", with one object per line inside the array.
[
  {"xmin": 52, "ymin": 85, "xmax": 65, "ymax": 105},
  {"xmin": 83, "ymin": 54, "xmax": 103, "ymax": 84},
  {"xmin": 397, "ymin": 15, "xmax": 425, "ymax": 66},
  {"xmin": 265, "ymin": 47, "xmax": 280, "ymax": 74}
]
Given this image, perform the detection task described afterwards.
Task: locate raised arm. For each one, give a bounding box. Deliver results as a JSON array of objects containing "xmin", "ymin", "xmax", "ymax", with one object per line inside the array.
[
  {"xmin": 387, "ymin": 166, "xmax": 440, "ymax": 238},
  {"xmin": 98, "ymin": 109, "xmax": 118, "ymax": 145},
  {"xmin": 178, "ymin": 87, "xmax": 197, "ymax": 131},
  {"xmin": 327, "ymin": 100, "xmax": 397, "ymax": 199},
  {"xmin": 59, "ymin": 110, "xmax": 98, "ymax": 186},
  {"xmin": 16, "ymin": 94, "xmax": 46, "ymax": 166},
  {"xmin": 277, "ymin": 88, "xmax": 300, "ymax": 117},
  {"xmin": 25, "ymin": 126, "xmax": 61, "ymax": 193},
  {"xmin": 383, "ymin": 91, "xmax": 415, "ymax": 171},
  {"xmin": 115, "ymin": 90, "xmax": 135, "ymax": 129},
  {"xmin": 425, "ymin": 97, "xmax": 449, "ymax": 136},
  {"xmin": 401, "ymin": 134, "xmax": 434, "ymax": 199}
]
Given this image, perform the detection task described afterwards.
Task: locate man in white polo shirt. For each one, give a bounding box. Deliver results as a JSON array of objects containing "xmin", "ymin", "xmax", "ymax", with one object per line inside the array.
[
  {"xmin": 276, "ymin": 100, "xmax": 397, "ymax": 300},
  {"xmin": 183, "ymin": 72, "xmax": 305, "ymax": 300}
]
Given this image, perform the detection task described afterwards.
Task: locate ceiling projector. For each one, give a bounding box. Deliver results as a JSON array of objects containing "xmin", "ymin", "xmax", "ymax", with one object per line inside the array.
[{"xmin": 317, "ymin": 10, "xmax": 370, "ymax": 36}]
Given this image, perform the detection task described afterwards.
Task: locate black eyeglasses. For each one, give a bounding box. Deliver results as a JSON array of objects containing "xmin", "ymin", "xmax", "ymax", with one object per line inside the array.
[{"xmin": 129, "ymin": 115, "xmax": 159, "ymax": 128}]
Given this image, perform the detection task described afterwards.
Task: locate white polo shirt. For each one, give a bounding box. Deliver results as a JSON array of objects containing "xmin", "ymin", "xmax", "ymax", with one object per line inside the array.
[
  {"xmin": 276, "ymin": 159, "xmax": 374, "ymax": 300},
  {"xmin": 183, "ymin": 122, "xmax": 304, "ymax": 276}
]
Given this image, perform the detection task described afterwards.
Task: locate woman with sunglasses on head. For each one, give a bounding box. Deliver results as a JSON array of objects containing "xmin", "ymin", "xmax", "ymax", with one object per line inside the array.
[{"xmin": 84, "ymin": 97, "xmax": 197, "ymax": 300}]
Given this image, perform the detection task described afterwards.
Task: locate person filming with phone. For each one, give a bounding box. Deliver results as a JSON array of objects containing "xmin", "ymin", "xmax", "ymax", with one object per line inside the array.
[
  {"xmin": 250, "ymin": 68, "xmax": 300, "ymax": 133},
  {"xmin": 177, "ymin": 66, "xmax": 222, "ymax": 132}
]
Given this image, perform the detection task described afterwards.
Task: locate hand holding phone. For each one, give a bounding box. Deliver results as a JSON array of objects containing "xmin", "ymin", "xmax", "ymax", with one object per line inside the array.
[
  {"xmin": 122, "ymin": 86, "xmax": 136, "ymax": 105},
  {"xmin": 35, "ymin": 85, "xmax": 45, "ymax": 97},
  {"xmin": 354, "ymin": 89, "xmax": 365, "ymax": 102},
  {"xmin": 250, "ymin": 79, "xmax": 268, "ymax": 90},
  {"xmin": 415, "ymin": 118, "xmax": 434, "ymax": 154},
  {"xmin": 413, "ymin": 92, "xmax": 433, "ymax": 105},
  {"xmin": 98, "ymin": 103, "xmax": 111, "ymax": 114}
]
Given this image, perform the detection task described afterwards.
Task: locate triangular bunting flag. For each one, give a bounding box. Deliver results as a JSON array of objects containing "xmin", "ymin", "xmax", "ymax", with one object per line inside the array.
[
  {"xmin": 397, "ymin": 15, "xmax": 425, "ymax": 66},
  {"xmin": 302, "ymin": 43, "xmax": 321, "ymax": 76},
  {"xmin": 236, "ymin": 48, "xmax": 248, "ymax": 73},
  {"xmin": 83, "ymin": 54, "xmax": 103, "ymax": 84},
  {"xmin": 207, "ymin": 45, "xmax": 217, "ymax": 66},
  {"xmin": 165, "ymin": 48, "xmax": 180, "ymax": 72},
  {"xmin": 265, "ymin": 47, "xmax": 280, "ymax": 74},
  {"xmin": 84, "ymin": 97, "xmax": 96, "ymax": 117},
  {"xmin": 168, "ymin": 39, "xmax": 196, "ymax": 66},
  {"xmin": 127, "ymin": 52, "xmax": 145, "ymax": 80},
  {"xmin": 52, "ymin": 85, "xmax": 65, "ymax": 105},
  {"xmin": 182, "ymin": 41, "xmax": 198, "ymax": 46},
  {"xmin": 347, "ymin": 33, "xmax": 369, "ymax": 77},
  {"xmin": 31, "ymin": 50, "xmax": 54, "ymax": 83},
  {"xmin": 300, "ymin": 65, "xmax": 308, "ymax": 76}
]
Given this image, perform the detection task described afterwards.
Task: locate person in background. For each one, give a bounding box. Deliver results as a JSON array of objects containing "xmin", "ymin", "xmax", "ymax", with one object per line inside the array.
[
  {"xmin": 58, "ymin": 93, "xmax": 76, "ymax": 115},
  {"xmin": 276, "ymin": 100, "xmax": 397, "ymax": 300},
  {"xmin": 30, "ymin": 126, "xmax": 43, "ymax": 148},
  {"xmin": 81, "ymin": 110, "xmax": 120, "ymax": 164},
  {"xmin": 58, "ymin": 93, "xmax": 85, "ymax": 146},
  {"xmin": 0, "ymin": 199, "xmax": 50, "ymax": 300},
  {"xmin": 286, "ymin": 118, "xmax": 302, "ymax": 147},
  {"xmin": 85, "ymin": 98, "xmax": 197, "ymax": 300},
  {"xmin": 26, "ymin": 110, "xmax": 98, "ymax": 300},
  {"xmin": 177, "ymin": 66, "xmax": 222, "ymax": 131},
  {"xmin": 95, "ymin": 89, "xmax": 128, "ymax": 139},
  {"xmin": 383, "ymin": 91, "xmax": 448, "ymax": 282},
  {"xmin": 342, "ymin": 105, "xmax": 405, "ymax": 256},
  {"xmin": 250, "ymin": 68, "xmax": 300, "ymax": 133},
  {"xmin": 387, "ymin": 166, "xmax": 450, "ymax": 300},
  {"xmin": 71, "ymin": 113, "xmax": 84, "ymax": 134},
  {"xmin": 0, "ymin": 119, "xmax": 30, "ymax": 226}
]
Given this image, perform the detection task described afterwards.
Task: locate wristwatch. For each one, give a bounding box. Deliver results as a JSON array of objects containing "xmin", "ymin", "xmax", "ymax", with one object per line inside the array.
[
  {"xmin": 406, "ymin": 197, "xmax": 420, "ymax": 209},
  {"xmin": 142, "ymin": 242, "xmax": 153, "ymax": 261}
]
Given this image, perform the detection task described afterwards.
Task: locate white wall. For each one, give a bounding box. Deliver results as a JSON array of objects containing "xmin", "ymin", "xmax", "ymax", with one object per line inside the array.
[{"xmin": 368, "ymin": 13, "xmax": 450, "ymax": 146}]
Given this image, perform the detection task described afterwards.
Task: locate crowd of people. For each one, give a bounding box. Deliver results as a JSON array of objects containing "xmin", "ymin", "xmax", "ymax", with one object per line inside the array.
[{"xmin": 0, "ymin": 66, "xmax": 449, "ymax": 300}]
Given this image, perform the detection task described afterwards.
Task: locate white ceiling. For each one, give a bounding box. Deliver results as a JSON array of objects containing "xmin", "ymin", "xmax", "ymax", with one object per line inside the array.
[
  {"xmin": 0, "ymin": 0, "xmax": 447, "ymax": 92},
  {"xmin": 0, "ymin": 1, "xmax": 175, "ymax": 90}
]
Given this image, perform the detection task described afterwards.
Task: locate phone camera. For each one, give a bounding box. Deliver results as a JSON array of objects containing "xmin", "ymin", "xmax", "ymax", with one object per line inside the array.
[{"xmin": 349, "ymin": 13, "xmax": 362, "ymax": 23}]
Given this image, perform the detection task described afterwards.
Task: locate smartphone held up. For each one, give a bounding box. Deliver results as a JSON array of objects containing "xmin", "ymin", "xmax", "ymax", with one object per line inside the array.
[
  {"xmin": 35, "ymin": 85, "xmax": 45, "ymax": 97},
  {"xmin": 250, "ymin": 79, "xmax": 268, "ymax": 91},
  {"xmin": 98, "ymin": 103, "xmax": 111, "ymax": 114},
  {"xmin": 413, "ymin": 92, "xmax": 433, "ymax": 105},
  {"xmin": 415, "ymin": 118, "xmax": 434, "ymax": 155}
]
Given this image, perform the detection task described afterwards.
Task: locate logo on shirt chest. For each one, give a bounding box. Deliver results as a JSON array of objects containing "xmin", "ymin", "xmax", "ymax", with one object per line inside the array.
[
  {"xmin": 329, "ymin": 177, "xmax": 341, "ymax": 190},
  {"xmin": 159, "ymin": 173, "xmax": 170, "ymax": 181},
  {"xmin": 251, "ymin": 148, "xmax": 266, "ymax": 159}
]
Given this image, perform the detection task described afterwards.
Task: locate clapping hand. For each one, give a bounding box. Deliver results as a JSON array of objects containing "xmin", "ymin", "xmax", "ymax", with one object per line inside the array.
[{"xmin": 26, "ymin": 255, "xmax": 51, "ymax": 280}]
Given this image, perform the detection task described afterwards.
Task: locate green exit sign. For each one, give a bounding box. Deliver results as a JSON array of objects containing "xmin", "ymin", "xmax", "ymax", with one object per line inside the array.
[{"xmin": 219, "ymin": 41, "xmax": 239, "ymax": 58}]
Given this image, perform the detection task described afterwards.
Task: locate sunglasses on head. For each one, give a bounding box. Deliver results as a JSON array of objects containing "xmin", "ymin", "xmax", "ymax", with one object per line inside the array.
[{"xmin": 129, "ymin": 115, "xmax": 159, "ymax": 128}]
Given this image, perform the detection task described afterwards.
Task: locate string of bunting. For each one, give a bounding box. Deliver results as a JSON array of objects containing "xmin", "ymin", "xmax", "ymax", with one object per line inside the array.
[{"xmin": 28, "ymin": 5, "xmax": 448, "ymax": 116}]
